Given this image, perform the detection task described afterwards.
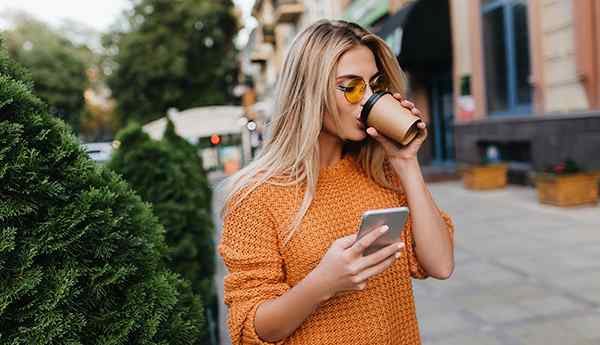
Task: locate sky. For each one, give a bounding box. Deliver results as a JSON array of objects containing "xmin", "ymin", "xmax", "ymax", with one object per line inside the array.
[
  {"xmin": 0, "ymin": 0, "xmax": 131, "ymax": 31},
  {"xmin": 0, "ymin": 0, "xmax": 256, "ymax": 46}
]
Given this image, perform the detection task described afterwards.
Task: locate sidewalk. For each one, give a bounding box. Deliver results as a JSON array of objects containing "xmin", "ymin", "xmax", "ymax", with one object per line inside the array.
[
  {"xmin": 213, "ymin": 181, "xmax": 600, "ymax": 345},
  {"xmin": 416, "ymin": 182, "xmax": 600, "ymax": 345}
]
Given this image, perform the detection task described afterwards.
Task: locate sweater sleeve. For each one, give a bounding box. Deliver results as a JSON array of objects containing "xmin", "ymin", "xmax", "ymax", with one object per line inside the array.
[
  {"xmin": 218, "ymin": 188, "xmax": 291, "ymax": 345},
  {"xmin": 383, "ymin": 159, "xmax": 455, "ymax": 279}
]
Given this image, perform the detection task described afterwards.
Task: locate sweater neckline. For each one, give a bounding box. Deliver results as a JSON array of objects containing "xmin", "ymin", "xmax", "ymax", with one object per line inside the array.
[{"xmin": 319, "ymin": 154, "xmax": 354, "ymax": 178}]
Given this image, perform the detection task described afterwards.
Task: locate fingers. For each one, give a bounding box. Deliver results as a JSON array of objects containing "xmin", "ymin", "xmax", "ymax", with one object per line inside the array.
[
  {"xmin": 392, "ymin": 93, "xmax": 423, "ymax": 118},
  {"xmin": 415, "ymin": 122, "xmax": 428, "ymax": 142},
  {"xmin": 401, "ymin": 99, "xmax": 414, "ymax": 108},
  {"xmin": 400, "ymin": 99, "xmax": 424, "ymax": 119},
  {"xmin": 348, "ymin": 224, "xmax": 389, "ymax": 256},
  {"xmin": 353, "ymin": 241, "xmax": 404, "ymax": 272},
  {"xmin": 352, "ymin": 254, "xmax": 397, "ymax": 286}
]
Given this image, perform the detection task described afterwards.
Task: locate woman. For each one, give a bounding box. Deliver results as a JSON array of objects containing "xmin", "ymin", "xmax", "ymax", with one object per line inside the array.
[{"xmin": 218, "ymin": 19, "xmax": 455, "ymax": 345}]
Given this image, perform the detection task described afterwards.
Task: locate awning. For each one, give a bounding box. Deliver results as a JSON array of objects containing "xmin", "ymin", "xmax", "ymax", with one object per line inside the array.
[
  {"xmin": 373, "ymin": 1, "xmax": 417, "ymax": 58},
  {"xmin": 375, "ymin": 1, "xmax": 416, "ymax": 39},
  {"xmin": 374, "ymin": 0, "xmax": 452, "ymax": 72},
  {"xmin": 142, "ymin": 106, "xmax": 244, "ymax": 142},
  {"xmin": 342, "ymin": 0, "xmax": 389, "ymax": 27}
]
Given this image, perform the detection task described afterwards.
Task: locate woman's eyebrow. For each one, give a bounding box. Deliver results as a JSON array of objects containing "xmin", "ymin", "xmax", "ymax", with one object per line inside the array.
[{"xmin": 336, "ymin": 72, "xmax": 381, "ymax": 81}]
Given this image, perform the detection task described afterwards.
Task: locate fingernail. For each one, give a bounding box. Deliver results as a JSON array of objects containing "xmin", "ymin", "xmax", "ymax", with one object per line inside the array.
[
  {"xmin": 398, "ymin": 243, "xmax": 404, "ymax": 249},
  {"xmin": 380, "ymin": 225, "xmax": 389, "ymax": 233},
  {"xmin": 395, "ymin": 252, "xmax": 401, "ymax": 258}
]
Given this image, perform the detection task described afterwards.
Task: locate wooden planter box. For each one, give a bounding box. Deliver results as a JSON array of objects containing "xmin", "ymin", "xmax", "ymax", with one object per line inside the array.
[
  {"xmin": 462, "ymin": 164, "xmax": 508, "ymax": 190},
  {"xmin": 593, "ymin": 170, "xmax": 600, "ymax": 186},
  {"xmin": 535, "ymin": 173, "xmax": 599, "ymax": 207}
]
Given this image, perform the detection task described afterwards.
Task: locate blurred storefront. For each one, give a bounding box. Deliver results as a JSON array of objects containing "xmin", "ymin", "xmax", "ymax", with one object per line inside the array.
[
  {"xmin": 369, "ymin": 0, "xmax": 455, "ymax": 167},
  {"xmin": 242, "ymin": 0, "xmax": 600, "ymax": 180},
  {"xmin": 450, "ymin": 0, "xmax": 600, "ymax": 183},
  {"xmin": 343, "ymin": 0, "xmax": 600, "ymax": 182}
]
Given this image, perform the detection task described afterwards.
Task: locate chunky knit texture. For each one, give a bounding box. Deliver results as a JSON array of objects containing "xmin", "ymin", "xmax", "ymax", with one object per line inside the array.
[{"xmin": 218, "ymin": 154, "xmax": 455, "ymax": 345}]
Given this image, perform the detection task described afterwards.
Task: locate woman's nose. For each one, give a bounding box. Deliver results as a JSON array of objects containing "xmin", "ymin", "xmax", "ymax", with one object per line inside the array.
[{"xmin": 360, "ymin": 85, "xmax": 374, "ymax": 107}]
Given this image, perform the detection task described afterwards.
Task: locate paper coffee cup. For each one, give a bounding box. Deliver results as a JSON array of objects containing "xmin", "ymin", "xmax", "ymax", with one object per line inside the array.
[{"xmin": 360, "ymin": 92, "xmax": 422, "ymax": 146}]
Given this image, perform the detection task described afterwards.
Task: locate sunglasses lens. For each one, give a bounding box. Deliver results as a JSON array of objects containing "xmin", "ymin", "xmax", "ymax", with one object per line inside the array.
[
  {"xmin": 372, "ymin": 74, "xmax": 388, "ymax": 93},
  {"xmin": 344, "ymin": 79, "xmax": 366, "ymax": 103}
]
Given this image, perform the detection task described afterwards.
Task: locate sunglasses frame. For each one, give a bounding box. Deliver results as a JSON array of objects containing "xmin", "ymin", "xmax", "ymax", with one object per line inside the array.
[{"xmin": 335, "ymin": 73, "xmax": 389, "ymax": 104}]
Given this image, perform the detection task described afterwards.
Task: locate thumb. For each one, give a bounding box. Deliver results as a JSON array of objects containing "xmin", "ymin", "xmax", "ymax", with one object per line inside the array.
[{"xmin": 367, "ymin": 127, "xmax": 398, "ymax": 152}]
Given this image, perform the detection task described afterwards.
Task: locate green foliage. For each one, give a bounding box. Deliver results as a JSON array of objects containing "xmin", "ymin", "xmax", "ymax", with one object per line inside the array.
[
  {"xmin": 0, "ymin": 41, "xmax": 205, "ymax": 344},
  {"xmin": 544, "ymin": 158, "xmax": 581, "ymax": 175},
  {"xmin": 108, "ymin": 119, "xmax": 216, "ymax": 344},
  {"xmin": 104, "ymin": 0, "xmax": 240, "ymax": 125},
  {"xmin": 1, "ymin": 14, "xmax": 89, "ymax": 133},
  {"xmin": 163, "ymin": 118, "xmax": 199, "ymax": 161}
]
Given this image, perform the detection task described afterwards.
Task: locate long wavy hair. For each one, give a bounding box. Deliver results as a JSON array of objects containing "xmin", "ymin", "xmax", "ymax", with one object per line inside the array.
[{"xmin": 218, "ymin": 19, "xmax": 407, "ymax": 246}]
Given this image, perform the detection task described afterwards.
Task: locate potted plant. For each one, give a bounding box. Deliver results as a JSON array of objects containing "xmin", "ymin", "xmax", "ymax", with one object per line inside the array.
[
  {"xmin": 535, "ymin": 158, "xmax": 598, "ymax": 207},
  {"xmin": 462, "ymin": 145, "xmax": 508, "ymax": 190}
]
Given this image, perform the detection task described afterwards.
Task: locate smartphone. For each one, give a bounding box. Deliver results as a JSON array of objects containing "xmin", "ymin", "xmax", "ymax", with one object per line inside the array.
[{"xmin": 354, "ymin": 207, "xmax": 409, "ymax": 256}]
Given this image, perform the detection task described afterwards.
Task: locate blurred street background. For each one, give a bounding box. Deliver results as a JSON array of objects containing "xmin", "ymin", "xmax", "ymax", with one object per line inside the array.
[
  {"xmin": 2, "ymin": 0, "xmax": 600, "ymax": 344},
  {"xmin": 213, "ymin": 180, "xmax": 600, "ymax": 345}
]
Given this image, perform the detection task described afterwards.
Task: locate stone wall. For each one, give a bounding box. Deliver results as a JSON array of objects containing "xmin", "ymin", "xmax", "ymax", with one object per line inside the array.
[
  {"xmin": 540, "ymin": 0, "xmax": 589, "ymax": 112},
  {"xmin": 454, "ymin": 112, "xmax": 600, "ymax": 173}
]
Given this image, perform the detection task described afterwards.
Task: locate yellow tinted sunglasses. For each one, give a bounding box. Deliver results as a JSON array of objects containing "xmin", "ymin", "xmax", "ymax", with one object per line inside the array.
[{"xmin": 335, "ymin": 73, "xmax": 389, "ymax": 104}]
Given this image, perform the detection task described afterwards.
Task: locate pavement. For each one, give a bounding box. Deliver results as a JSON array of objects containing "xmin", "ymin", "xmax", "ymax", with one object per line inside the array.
[{"xmin": 212, "ymin": 180, "xmax": 600, "ymax": 345}]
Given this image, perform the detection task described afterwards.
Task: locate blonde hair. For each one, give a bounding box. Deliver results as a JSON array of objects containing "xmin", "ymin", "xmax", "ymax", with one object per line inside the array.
[{"xmin": 218, "ymin": 19, "xmax": 407, "ymax": 246}]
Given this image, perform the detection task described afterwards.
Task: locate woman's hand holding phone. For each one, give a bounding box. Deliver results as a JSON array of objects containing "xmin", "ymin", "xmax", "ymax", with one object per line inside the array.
[{"xmin": 310, "ymin": 225, "xmax": 405, "ymax": 301}]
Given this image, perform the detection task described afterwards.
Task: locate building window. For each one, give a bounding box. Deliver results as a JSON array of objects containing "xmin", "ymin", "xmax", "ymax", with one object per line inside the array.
[{"xmin": 482, "ymin": 0, "xmax": 532, "ymax": 115}]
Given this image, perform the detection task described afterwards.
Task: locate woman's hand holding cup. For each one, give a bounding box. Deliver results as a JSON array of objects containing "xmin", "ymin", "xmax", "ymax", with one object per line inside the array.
[{"xmin": 365, "ymin": 93, "xmax": 428, "ymax": 162}]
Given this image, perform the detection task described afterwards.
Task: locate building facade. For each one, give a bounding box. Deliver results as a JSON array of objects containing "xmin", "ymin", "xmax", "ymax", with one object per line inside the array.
[
  {"xmin": 343, "ymin": 0, "xmax": 455, "ymax": 167},
  {"xmin": 238, "ymin": 0, "xmax": 346, "ymax": 159},
  {"xmin": 247, "ymin": 0, "xmax": 346, "ymax": 104},
  {"xmin": 450, "ymin": 0, "xmax": 600, "ymax": 182},
  {"xmin": 344, "ymin": 0, "xmax": 600, "ymax": 180},
  {"xmin": 241, "ymin": 0, "xmax": 600, "ymax": 178}
]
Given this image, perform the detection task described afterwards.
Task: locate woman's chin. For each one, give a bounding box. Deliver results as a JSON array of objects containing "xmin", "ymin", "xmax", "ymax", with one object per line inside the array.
[{"xmin": 346, "ymin": 130, "xmax": 368, "ymax": 142}]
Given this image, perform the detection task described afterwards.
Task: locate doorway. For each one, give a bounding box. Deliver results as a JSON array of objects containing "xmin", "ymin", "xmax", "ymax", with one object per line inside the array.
[
  {"xmin": 428, "ymin": 73, "xmax": 455, "ymax": 164},
  {"xmin": 398, "ymin": 0, "xmax": 455, "ymax": 165}
]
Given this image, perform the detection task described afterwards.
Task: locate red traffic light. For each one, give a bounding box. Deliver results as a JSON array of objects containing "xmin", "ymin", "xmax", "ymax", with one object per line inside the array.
[{"xmin": 210, "ymin": 134, "xmax": 221, "ymax": 145}]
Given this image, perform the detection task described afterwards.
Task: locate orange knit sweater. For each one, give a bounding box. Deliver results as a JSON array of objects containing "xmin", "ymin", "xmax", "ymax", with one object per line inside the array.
[{"xmin": 218, "ymin": 155, "xmax": 454, "ymax": 345}]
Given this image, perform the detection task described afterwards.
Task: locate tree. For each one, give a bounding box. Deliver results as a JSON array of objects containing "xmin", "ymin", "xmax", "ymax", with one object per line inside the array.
[
  {"xmin": 162, "ymin": 118, "xmax": 213, "ymax": 205},
  {"xmin": 1, "ymin": 11, "xmax": 89, "ymax": 133},
  {"xmin": 0, "ymin": 41, "xmax": 206, "ymax": 344},
  {"xmin": 104, "ymin": 0, "xmax": 240, "ymax": 126},
  {"xmin": 108, "ymin": 119, "xmax": 218, "ymax": 344}
]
